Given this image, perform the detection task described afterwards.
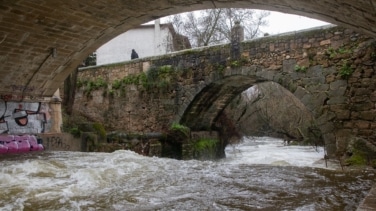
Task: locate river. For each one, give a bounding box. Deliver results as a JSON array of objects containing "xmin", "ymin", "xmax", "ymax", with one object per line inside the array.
[{"xmin": 0, "ymin": 136, "xmax": 374, "ymax": 210}]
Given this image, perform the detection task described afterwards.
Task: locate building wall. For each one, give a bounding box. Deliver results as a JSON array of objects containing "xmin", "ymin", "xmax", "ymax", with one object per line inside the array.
[{"xmin": 96, "ymin": 22, "xmax": 173, "ymax": 65}]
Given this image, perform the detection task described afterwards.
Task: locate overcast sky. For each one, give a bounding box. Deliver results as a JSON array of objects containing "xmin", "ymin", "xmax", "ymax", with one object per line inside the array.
[
  {"xmin": 261, "ymin": 11, "xmax": 331, "ymax": 35},
  {"xmin": 157, "ymin": 10, "xmax": 331, "ymax": 36}
]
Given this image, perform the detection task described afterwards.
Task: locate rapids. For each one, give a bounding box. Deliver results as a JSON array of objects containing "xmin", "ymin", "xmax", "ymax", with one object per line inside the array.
[{"xmin": 0, "ymin": 136, "xmax": 374, "ymax": 210}]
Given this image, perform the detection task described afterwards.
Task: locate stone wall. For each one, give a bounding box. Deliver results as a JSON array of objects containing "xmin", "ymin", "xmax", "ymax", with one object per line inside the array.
[
  {"xmin": 0, "ymin": 0, "xmax": 375, "ymax": 97},
  {"xmin": 74, "ymin": 26, "xmax": 376, "ymax": 156},
  {"xmin": 39, "ymin": 133, "xmax": 81, "ymax": 151}
]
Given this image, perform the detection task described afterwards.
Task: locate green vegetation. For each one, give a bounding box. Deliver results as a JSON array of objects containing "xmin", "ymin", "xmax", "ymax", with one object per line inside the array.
[
  {"xmin": 77, "ymin": 77, "xmax": 108, "ymax": 96},
  {"xmin": 339, "ymin": 61, "xmax": 353, "ymax": 79},
  {"xmin": 345, "ymin": 150, "xmax": 367, "ymax": 166},
  {"xmin": 294, "ymin": 64, "xmax": 307, "ymax": 73},
  {"xmin": 337, "ymin": 47, "xmax": 351, "ymax": 54},
  {"xmin": 70, "ymin": 127, "xmax": 81, "ymax": 138},
  {"xmin": 170, "ymin": 123, "xmax": 190, "ymax": 137},
  {"xmin": 84, "ymin": 132, "xmax": 98, "ymax": 152},
  {"xmin": 228, "ymin": 56, "xmax": 248, "ymax": 68},
  {"xmin": 192, "ymin": 138, "xmax": 220, "ymax": 160},
  {"xmin": 145, "ymin": 65, "xmax": 176, "ymax": 90},
  {"xmin": 78, "ymin": 64, "xmax": 178, "ymax": 97},
  {"xmin": 193, "ymin": 138, "xmax": 218, "ymax": 151},
  {"xmin": 324, "ymin": 46, "xmax": 354, "ymax": 79},
  {"xmin": 111, "ymin": 73, "xmax": 147, "ymax": 90},
  {"xmin": 122, "ymin": 73, "xmax": 147, "ymax": 86},
  {"xmin": 93, "ymin": 122, "xmax": 107, "ymax": 140},
  {"xmin": 326, "ymin": 47, "xmax": 336, "ymax": 58},
  {"xmin": 112, "ymin": 79, "xmax": 122, "ymax": 89},
  {"xmin": 344, "ymin": 138, "xmax": 376, "ymax": 167},
  {"xmin": 230, "ymin": 60, "xmax": 240, "ymax": 67},
  {"xmin": 326, "ymin": 46, "xmax": 352, "ymax": 58},
  {"xmin": 217, "ymin": 64, "xmax": 225, "ymax": 72},
  {"xmin": 62, "ymin": 110, "xmax": 87, "ymax": 137}
]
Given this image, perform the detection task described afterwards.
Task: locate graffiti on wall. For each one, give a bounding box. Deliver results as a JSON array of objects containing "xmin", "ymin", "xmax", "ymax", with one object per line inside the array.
[
  {"xmin": 0, "ymin": 135, "xmax": 44, "ymax": 154},
  {"xmin": 43, "ymin": 135, "xmax": 71, "ymax": 150},
  {"xmin": 0, "ymin": 98, "xmax": 49, "ymax": 134}
]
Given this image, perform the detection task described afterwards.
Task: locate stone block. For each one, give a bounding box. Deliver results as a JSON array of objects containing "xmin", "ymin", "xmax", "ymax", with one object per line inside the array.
[
  {"xmin": 303, "ymin": 43, "xmax": 311, "ymax": 48},
  {"xmin": 354, "ymin": 120, "xmax": 370, "ymax": 129},
  {"xmin": 320, "ymin": 39, "xmax": 331, "ymax": 45},
  {"xmin": 327, "ymin": 96, "xmax": 347, "ymax": 104},
  {"xmin": 302, "ymin": 76, "xmax": 326, "ymax": 85},
  {"xmin": 343, "ymin": 121, "xmax": 353, "ymax": 128},
  {"xmin": 371, "ymin": 122, "xmax": 376, "ymax": 129},
  {"xmin": 329, "ymin": 80, "xmax": 347, "ymax": 90},
  {"xmin": 335, "ymin": 129, "xmax": 352, "ymax": 154},
  {"xmin": 359, "ymin": 109, "xmax": 376, "ymax": 121},
  {"xmin": 351, "ymin": 96, "xmax": 369, "ymax": 103},
  {"xmin": 317, "ymin": 112, "xmax": 336, "ymax": 125},
  {"xmin": 325, "ymin": 74, "xmax": 336, "ymax": 83},
  {"xmin": 319, "ymin": 122, "xmax": 335, "ymax": 134},
  {"xmin": 306, "ymin": 84, "xmax": 329, "ymax": 92},
  {"xmin": 332, "ymin": 109, "xmax": 350, "ymax": 120},
  {"xmin": 328, "ymin": 86, "xmax": 346, "ymax": 97},
  {"xmin": 149, "ymin": 139, "xmax": 162, "ymax": 157},
  {"xmin": 354, "ymin": 88, "xmax": 371, "ymax": 96},
  {"xmin": 323, "ymin": 133, "xmax": 336, "ymax": 157},
  {"xmin": 282, "ymin": 59, "xmax": 296, "ymax": 73},
  {"xmin": 358, "ymin": 129, "xmax": 373, "ymax": 136},
  {"xmin": 352, "ymin": 102, "xmax": 374, "ymax": 111}
]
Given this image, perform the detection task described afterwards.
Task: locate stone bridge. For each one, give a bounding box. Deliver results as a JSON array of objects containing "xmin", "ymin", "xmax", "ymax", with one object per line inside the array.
[
  {"xmin": 0, "ymin": 1, "xmax": 375, "ymax": 156},
  {"xmin": 0, "ymin": 0, "xmax": 375, "ymax": 98},
  {"xmin": 75, "ymin": 25, "xmax": 376, "ymax": 157}
]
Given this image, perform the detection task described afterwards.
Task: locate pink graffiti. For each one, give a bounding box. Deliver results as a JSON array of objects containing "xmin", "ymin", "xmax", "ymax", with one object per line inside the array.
[{"xmin": 0, "ymin": 135, "xmax": 44, "ymax": 154}]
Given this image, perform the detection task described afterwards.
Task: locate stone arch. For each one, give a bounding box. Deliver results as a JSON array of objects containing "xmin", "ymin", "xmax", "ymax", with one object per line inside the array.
[
  {"xmin": 178, "ymin": 64, "xmax": 341, "ymax": 154},
  {"xmin": 0, "ymin": 1, "xmax": 375, "ymax": 96},
  {"xmin": 180, "ymin": 75, "xmax": 263, "ymax": 130},
  {"xmin": 225, "ymin": 81, "xmax": 323, "ymax": 144}
]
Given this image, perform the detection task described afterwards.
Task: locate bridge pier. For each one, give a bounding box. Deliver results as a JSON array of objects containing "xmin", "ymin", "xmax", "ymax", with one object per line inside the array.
[
  {"xmin": 188, "ymin": 131, "xmax": 223, "ymax": 160},
  {"xmin": 93, "ymin": 129, "xmax": 224, "ymax": 160}
]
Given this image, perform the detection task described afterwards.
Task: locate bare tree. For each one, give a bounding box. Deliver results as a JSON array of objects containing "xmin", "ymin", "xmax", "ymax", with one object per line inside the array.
[{"xmin": 167, "ymin": 8, "xmax": 270, "ymax": 47}]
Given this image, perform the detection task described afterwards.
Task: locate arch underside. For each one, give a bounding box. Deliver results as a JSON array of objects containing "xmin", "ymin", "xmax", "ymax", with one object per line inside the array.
[
  {"xmin": 0, "ymin": 1, "xmax": 375, "ymax": 96},
  {"xmin": 180, "ymin": 75, "xmax": 265, "ymax": 130}
]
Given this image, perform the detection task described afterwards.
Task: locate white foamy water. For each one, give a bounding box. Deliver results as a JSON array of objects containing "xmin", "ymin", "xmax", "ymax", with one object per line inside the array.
[
  {"xmin": 225, "ymin": 136, "xmax": 335, "ymax": 168},
  {"xmin": 0, "ymin": 136, "xmax": 372, "ymax": 210}
]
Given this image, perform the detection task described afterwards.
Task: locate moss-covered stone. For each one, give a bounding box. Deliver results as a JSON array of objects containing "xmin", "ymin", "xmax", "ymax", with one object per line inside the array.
[
  {"xmin": 345, "ymin": 150, "xmax": 368, "ymax": 166},
  {"xmin": 193, "ymin": 138, "xmax": 220, "ymax": 160},
  {"xmin": 345, "ymin": 137, "xmax": 376, "ymax": 167},
  {"xmin": 93, "ymin": 122, "xmax": 107, "ymax": 141}
]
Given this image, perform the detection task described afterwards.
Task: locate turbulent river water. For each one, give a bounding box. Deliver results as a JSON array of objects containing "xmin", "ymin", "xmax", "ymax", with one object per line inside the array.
[{"xmin": 0, "ymin": 136, "xmax": 374, "ymax": 211}]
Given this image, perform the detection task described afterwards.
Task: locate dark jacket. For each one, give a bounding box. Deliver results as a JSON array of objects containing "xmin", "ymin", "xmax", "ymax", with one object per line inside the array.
[{"xmin": 131, "ymin": 49, "xmax": 139, "ymax": 60}]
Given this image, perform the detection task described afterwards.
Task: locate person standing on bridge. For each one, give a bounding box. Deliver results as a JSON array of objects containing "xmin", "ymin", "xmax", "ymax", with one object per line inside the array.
[{"xmin": 131, "ymin": 49, "xmax": 139, "ymax": 60}]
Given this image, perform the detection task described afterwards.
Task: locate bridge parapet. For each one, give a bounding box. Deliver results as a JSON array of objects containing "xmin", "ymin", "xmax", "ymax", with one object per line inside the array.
[{"xmin": 75, "ymin": 25, "xmax": 376, "ymax": 156}]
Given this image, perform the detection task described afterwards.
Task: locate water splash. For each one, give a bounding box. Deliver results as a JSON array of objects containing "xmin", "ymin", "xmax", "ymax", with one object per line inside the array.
[{"xmin": 0, "ymin": 137, "xmax": 373, "ymax": 210}]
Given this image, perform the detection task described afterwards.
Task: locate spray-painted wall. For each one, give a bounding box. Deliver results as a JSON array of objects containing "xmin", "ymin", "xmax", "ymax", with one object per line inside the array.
[{"xmin": 0, "ymin": 95, "xmax": 62, "ymax": 135}]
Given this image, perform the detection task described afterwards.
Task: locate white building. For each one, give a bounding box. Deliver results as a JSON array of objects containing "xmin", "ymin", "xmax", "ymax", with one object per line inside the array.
[{"xmin": 96, "ymin": 20, "xmax": 190, "ymax": 65}]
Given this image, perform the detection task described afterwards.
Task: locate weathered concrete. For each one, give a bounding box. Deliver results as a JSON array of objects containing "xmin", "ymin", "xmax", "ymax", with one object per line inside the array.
[
  {"xmin": 38, "ymin": 133, "xmax": 81, "ymax": 151},
  {"xmin": 74, "ymin": 25, "xmax": 376, "ymax": 157},
  {"xmin": 0, "ymin": 1, "xmax": 375, "ymax": 97}
]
